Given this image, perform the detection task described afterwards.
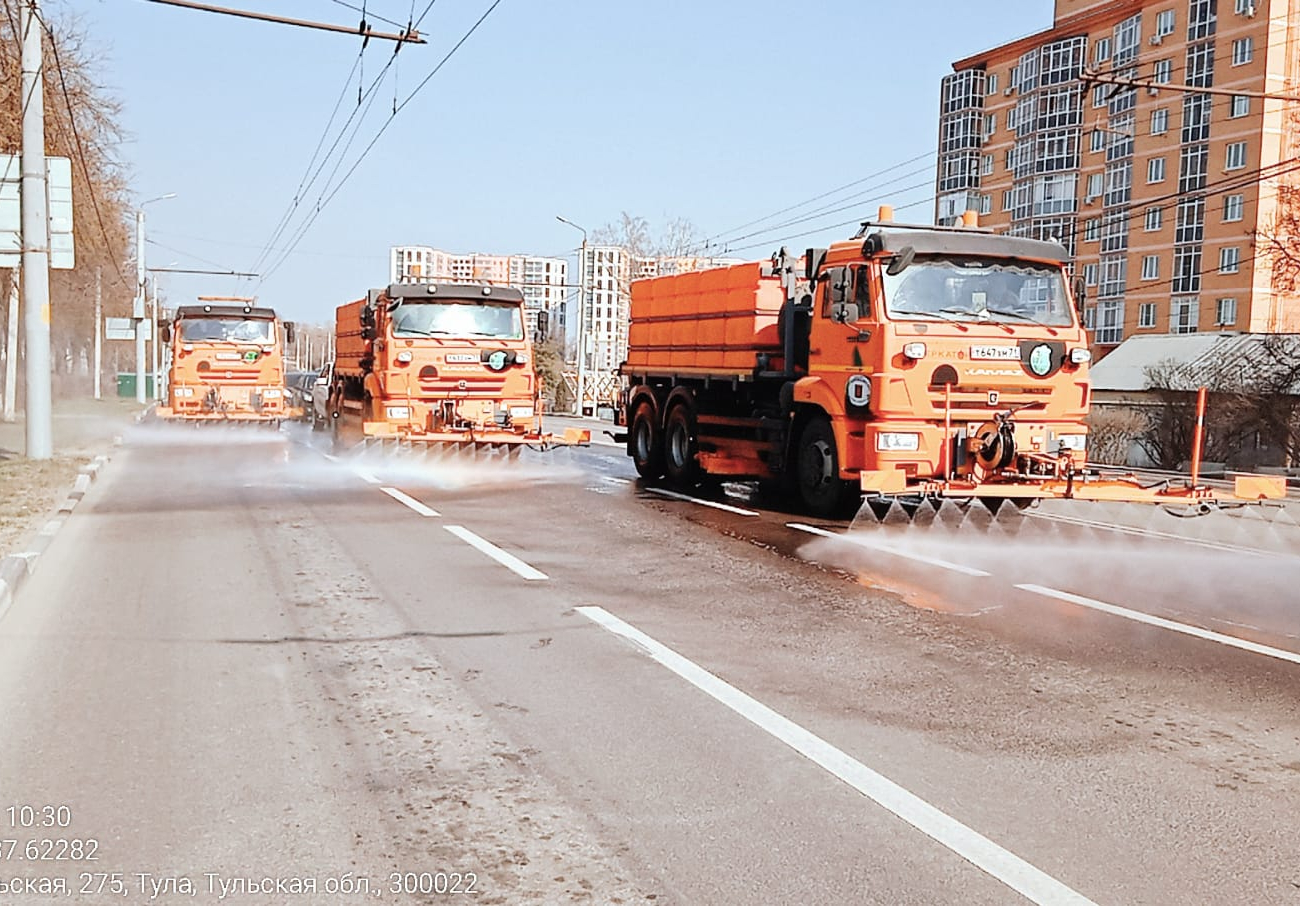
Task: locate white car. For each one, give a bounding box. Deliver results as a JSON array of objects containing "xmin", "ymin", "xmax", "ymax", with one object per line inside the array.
[{"xmin": 310, "ymin": 362, "xmax": 333, "ymax": 431}]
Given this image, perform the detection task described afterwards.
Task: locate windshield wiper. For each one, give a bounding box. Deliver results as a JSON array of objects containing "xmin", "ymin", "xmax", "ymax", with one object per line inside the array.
[
  {"xmin": 984, "ymin": 308, "xmax": 1059, "ymax": 335},
  {"xmin": 396, "ymin": 328, "xmax": 456, "ymax": 337},
  {"xmin": 892, "ymin": 308, "xmax": 970, "ymax": 330}
]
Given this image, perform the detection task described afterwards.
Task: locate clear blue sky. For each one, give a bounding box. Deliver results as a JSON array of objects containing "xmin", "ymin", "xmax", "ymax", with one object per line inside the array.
[{"xmin": 77, "ymin": 0, "xmax": 1052, "ymax": 323}]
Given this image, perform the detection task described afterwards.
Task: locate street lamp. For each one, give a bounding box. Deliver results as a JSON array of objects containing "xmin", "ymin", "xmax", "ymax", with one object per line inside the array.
[
  {"xmin": 556, "ymin": 215, "xmax": 587, "ymax": 417},
  {"xmin": 135, "ymin": 193, "xmax": 176, "ymax": 404}
]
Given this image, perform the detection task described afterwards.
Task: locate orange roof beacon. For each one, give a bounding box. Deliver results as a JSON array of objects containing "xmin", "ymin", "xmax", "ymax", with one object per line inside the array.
[
  {"xmin": 619, "ymin": 208, "xmax": 1284, "ymax": 517},
  {"xmin": 327, "ymin": 282, "xmax": 588, "ymax": 451},
  {"xmin": 156, "ymin": 298, "xmax": 300, "ymax": 425}
]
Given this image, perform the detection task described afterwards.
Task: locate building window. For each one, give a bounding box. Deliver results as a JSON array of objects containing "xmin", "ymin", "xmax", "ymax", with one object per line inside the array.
[
  {"xmin": 1084, "ymin": 306, "xmax": 1097, "ymax": 329},
  {"xmin": 1145, "ymin": 207, "xmax": 1163, "ymax": 231},
  {"xmin": 1223, "ymin": 193, "xmax": 1244, "ymax": 222},
  {"xmin": 1219, "ymin": 246, "xmax": 1241, "ymax": 273},
  {"xmin": 1186, "ymin": 40, "xmax": 1215, "ymax": 88},
  {"xmin": 1095, "ymin": 300, "xmax": 1125, "ymax": 345},
  {"xmin": 1139, "ymin": 302, "xmax": 1157, "ymax": 327},
  {"xmin": 1151, "ymin": 108, "xmax": 1169, "ymax": 135},
  {"xmin": 981, "ymin": 154, "xmax": 994, "ymax": 175},
  {"xmin": 979, "ymin": 194, "xmax": 992, "ymax": 215},
  {"xmin": 1086, "ymin": 172, "xmax": 1104, "ymax": 200},
  {"xmin": 1153, "ymin": 59, "xmax": 1173, "ymax": 83},
  {"xmin": 1093, "ymin": 84, "xmax": 1107, "ymax": 108},
  {"xmin": 1084, "ymin": 218, "xmax": 1101, "ymax": 242},
  {"xmin": 1090, "ymin": 128, "xmax": 1105, "ymax": 152},
  {"xmin": 1084, "ymin": 262, "xmax": 1099, "ymax": 286},
  {"xmin": 1003, "ymin": 189, "xmax": 1014, "ymax": 211},
  {"xmin": 1226, "ymin": 141, "xmax": 1248, "ymax": 170},
  {"xmin": 1188, "ymin": 0, "xmax": 1217, "ymax": 40},
  {"xmin": 986, "ymin": 72, "xmax": 999, "ymax": 95},
  {"xmin": 1094, "ymin": 37, "xmax": 1112, "ymax": 63},
  {"xmin": 1232, "ymin": 37, "xmax": 1254, "ymax": 65},
  {"xmin": 985, "ymin": 113, "xmax": 996, "ymax": 136},
  {"xmin": 1171, "ymin": 296, "xmax": 1199, "ymax": 333},
  {"xmin": 1147, "ymin": 157, "xmax": 1167, "ymax": 183},
  {"xmin": 1173, "ymin": 246, "xmax": 1202, "ymax": 292},
  {"xmin": 1156, "ymin": 9, "xmax": 1176, "ymax": 37},
  {"xmin": 1230, "ymin": 94, "xmax": 1250, "ymax": 118},
  {"xmin": 1216, "ymin": 297, "xmax": 1238, "ymax": 325},
  {"xmin": 1141, "ymin": 255, "xmax": 1160, "ymax": 280}
]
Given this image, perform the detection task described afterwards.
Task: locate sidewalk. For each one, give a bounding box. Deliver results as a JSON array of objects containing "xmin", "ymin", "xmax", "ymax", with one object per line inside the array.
[{"xmin": 0, "ymin": 397, "xmax": 142, "ymax": 555}]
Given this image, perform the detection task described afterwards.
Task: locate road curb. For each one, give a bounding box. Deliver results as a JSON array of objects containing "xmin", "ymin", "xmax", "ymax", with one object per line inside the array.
[{"xmin": 0, "ymin": 442, "xmax": 117, "ymax": 622}]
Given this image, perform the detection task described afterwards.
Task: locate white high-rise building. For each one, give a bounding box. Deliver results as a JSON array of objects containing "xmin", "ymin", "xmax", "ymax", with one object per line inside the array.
[{"xmin": 389, "ymin": 246, "xmax": 568, "ymax": 340}]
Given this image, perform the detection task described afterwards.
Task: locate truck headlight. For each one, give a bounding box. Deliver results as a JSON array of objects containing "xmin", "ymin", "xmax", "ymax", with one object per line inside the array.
[
  {"xmin": 876, "ymin": 432, "xmax": 921, "ymax": 452},
  {"xmin": 395, "ymin": 351, "xmax": 414, "ymax": 364},
  {"xmin": 386, "ymin": 406, "xmax": 411, "ymax": 419},
  {"xmin": 902, "ymin": 342, "xmax": 927, "ymax": 360},
  {"xmin": 1069, "ymin": 348, "xmax": 1092, "ymax": 364},
  {"xmin": 1057, "ymin": 434, "xmax": 1087, "ymax": 451}
]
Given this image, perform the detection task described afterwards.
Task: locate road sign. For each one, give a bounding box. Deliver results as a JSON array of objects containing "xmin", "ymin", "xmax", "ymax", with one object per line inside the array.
[
  {"xmin": 0, "ymin": 155, "xmax": 74, "ymax": 270},
  {"xmin": 105, "ymin": 317, "xmax": 151, "ymax": 341}
]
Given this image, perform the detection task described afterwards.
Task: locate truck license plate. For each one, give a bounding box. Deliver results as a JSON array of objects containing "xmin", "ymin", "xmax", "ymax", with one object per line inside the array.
[{"xmin": 970, "ymin": 345, "xmax": 1020, "ymax": 361}]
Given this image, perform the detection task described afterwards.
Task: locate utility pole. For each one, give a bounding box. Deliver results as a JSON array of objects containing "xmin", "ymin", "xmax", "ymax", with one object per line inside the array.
[
  {"xmin": 150, "ymin": 277, "xmax": 160, "ymax": 400},
  {"xmin": 21, "ymin": 0, "xmax": 52, "ymax": 458},
  {"xmin": 3, "ymin": 274, "xmax": 17, "ymax": 422},
  {"xmin": 93, "ymin": 266, "xmax": 101, "ymax": 400},
  {"xmin": 134, "ymin": 209, "xmax": 146, "ymax": 405},
  {"xmin": 556, "ymin": 216, "xmax": 588, "ymax": 417}
]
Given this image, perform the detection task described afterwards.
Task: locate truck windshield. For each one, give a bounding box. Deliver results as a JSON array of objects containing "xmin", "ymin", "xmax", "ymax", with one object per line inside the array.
[
  {"xmin": 882, "ymin": 258, "xmax": 1073, "ymax": 327},
  {"xmin": 179, "ymin": 317, "xmax": 276, "ymax": 343},
  {"xmin": 391, "ymin": 301, "xmax": 524, "ymax": 340}
]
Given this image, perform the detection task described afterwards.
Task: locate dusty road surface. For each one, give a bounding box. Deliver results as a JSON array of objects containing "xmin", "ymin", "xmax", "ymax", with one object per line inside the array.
[{"xmin": 1, "ymin": 420, "xmax": 1298, "ymax": 905}]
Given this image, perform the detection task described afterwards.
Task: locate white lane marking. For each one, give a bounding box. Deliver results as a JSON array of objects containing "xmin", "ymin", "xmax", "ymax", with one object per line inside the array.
[
  {"xmin": 321, "ymin": 452, "xmax": 339, "ymax": 462},
  {"xmin": 1017, "ymin": 584, "xmax": 1300, "ymax": 667},
  {"xmin": 600, "ymin": 476, "xmax": 633, "ymax": 485},
  {"xmin": 380, "ymin": 487, "xmax": 440, "ymax": 517},
  {"xmin": 646, "ymin": 486, "xmax": 759, "ymax": 517},
  {"xmin": 444, "ymin": 525, "xmax": 547, "ymax": 581},
  {"xmin": 578, "ymin": 606, "xmax": 1094, "ymax": 906},
  {"xmin": 1025, "ymin": 511, "xmax": 1292, "ymax": 559},
  {"xmin": 354, "ymin": 467, "xmax": 381, "ymax": 485},
  {"xmin": 788, "ymin": 523, "xmax": 991, "ymax": 578}
]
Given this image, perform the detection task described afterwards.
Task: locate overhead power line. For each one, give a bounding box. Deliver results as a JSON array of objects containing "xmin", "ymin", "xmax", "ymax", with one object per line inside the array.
[{"xmin": 144, "ymin": 0, "xmax": 426, "ymax": 43}]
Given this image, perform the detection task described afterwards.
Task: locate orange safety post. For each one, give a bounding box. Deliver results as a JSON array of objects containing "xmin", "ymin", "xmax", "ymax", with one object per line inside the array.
[{"xmin": 1190, "ymin": 386, "xmax": 1207, "ymax": 485}]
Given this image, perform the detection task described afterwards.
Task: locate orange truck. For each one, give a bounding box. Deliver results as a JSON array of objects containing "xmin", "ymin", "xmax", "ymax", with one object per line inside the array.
[
  {"xmin": 328, "ymin": 282, "xmax": 587, "ymax": 449},
  {"xmin": 620, "ymin": 210, "xmax": 1284, "ymax": 516},
  {"xmin": 156, "ymin": 298, "xmax": 298, "ymax": 424}
]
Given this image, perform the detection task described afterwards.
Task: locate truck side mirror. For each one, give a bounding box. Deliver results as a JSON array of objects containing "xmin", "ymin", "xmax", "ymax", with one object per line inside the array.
[
  {"xmin": 1072, "ymin": 276, "xmax": 1086, "ymax": 314},
  {"xmin": 160, "ymin": 323, "xmax": 172, "ymax": 344},
  {"xmin": 284, "ymin": 321, "xmax": 296, "ymax": 345},
  {"xmin": 536, "ymin": 310, "xmax": 549, "ymax": 342},
  {"xmin": 885, "ymin": 246, "xmax": 915, "ymax": 277}
]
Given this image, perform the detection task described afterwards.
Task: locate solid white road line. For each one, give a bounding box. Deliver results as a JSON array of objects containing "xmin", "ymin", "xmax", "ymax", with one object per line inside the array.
[
  {"xmin": 380, "ymin": 487, "xmax": 440, "ymax": 517},
  {"xmin": 788, "ymin": 523, "xmax": 992, "ymax": 578},
  {"xmin": 1025, "ymin": 511, "xmax": 1290, "ymax": 559},
  {"xmin": 645, "ymin": 486, "xmax": 759, "ymax": 517},
  {"xmin": 577, "ymin": 606, "xmax": 1094, "ymax": 906},
  {"xmin": 1017, "ymin": 584, "xmax": 1300, "ymax": 667},
  {"xmin": 600, "ymin": 476, "xmax": 633, "ymax": 485},
  {"xmin": 444, "ymin": 525, "xmax": 548, "ymax": 581},
  {"xmin": 354, "ymin": 467, "xmax": 382, "ymax": 485}
]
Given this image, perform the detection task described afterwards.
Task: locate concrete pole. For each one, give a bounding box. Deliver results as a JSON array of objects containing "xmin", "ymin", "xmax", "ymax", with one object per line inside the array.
[
  {"xmin": 3, "ymin": 274, "xmax": 18, "ymax": 421},
  {"xmin": 576, "ymin": 237, "xmax": 588, "ymax": 417},
  {"xmin": 150, "ymin": 278, "xmax": 160, "ymax": 400},
  {"xmin": 93, "ymin": 266, "xmax": 101, "ymax": 400},
  {"xmin": 20, "ymin": 0, "xmax": 52, "ymax": 458},
  {"xmin": 134, "ymin": 208, "xmax": 146, "ymax": 405}
]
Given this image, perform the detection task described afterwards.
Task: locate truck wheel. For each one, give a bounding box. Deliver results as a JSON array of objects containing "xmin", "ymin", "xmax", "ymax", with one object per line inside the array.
[
  {"xmin": 796, "ymin": 417, "xmax": 856, "ymax": 517},
  {"xmin": 663, "ymin": 404, "xmax": 702, "ymax": 486},
  {"xmin": 630, "ymin": 401, "xmax": 664, "ymax": 479}
]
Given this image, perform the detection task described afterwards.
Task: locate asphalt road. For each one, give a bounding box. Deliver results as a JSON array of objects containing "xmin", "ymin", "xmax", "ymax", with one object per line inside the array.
[{"xmin": 0, "ymin": 418, "xmax": 1298, "ymax": 904}]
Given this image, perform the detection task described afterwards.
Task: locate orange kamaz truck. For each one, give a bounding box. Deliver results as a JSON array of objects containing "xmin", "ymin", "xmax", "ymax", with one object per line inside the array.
[
  {"xmin": 156, "ymin": 298, "xmax": 298, "ymax": 424},
  {"xmin": 620, "ymin": 209, "xmax": 1283, "ymax": 516},
  {"xmin": 328, "ymin": 282, "xmax": 587, "ymax": 449}
]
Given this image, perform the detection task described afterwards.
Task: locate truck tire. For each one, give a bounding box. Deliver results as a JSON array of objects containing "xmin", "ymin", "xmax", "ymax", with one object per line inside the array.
[
  {"xmin": 630, "ymin": 401, "xmax": 664, "ymax": 479},
  {"xmin": 663, "ymin": 404, "xmax": 702, "ymax": 486},
  {"xmin": 796, "ymin": 416, "xmax": 857, "ymax": 517}
]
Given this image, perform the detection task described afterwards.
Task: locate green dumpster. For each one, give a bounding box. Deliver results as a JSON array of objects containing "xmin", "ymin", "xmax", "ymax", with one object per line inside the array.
[{"xmin": 116, "ymin": 373, "xmax": 156, "ymax": 398}]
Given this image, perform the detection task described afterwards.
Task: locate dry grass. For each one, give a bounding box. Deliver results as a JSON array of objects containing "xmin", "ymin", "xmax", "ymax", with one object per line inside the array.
[{"xmin": 0, "ymin": 456, "xmax": 81, "ymax": 554}]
